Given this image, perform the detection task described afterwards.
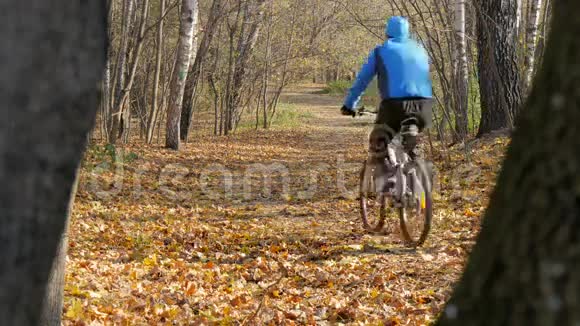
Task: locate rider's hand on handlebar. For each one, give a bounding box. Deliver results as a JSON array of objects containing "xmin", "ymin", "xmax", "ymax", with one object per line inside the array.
[{"xmin": 340, "ymin": 105, "xmax": 356, "ymax": 117}]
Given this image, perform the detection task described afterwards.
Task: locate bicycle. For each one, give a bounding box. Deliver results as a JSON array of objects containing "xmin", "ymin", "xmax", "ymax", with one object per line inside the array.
[{"xmin": 356, "ymin": 107, "xmax": 434, "ymax": 247}]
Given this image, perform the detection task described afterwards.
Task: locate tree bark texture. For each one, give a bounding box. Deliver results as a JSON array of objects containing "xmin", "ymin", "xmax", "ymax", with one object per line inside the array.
[
  {"xmin": 476, "ymin": 0, "xmax": 523, "ymax": 136},
  {"xmin": 39, "ymin": 172, "xmax": 79, "ymax": 326},
  {"xmin": 180, "ymin": 0, "xmax": 222, "ymax": 142},
  {"xmin": 165, "ymin": 0, "xmax": 197, "ymax": 150},
  {"xmin": 438, "ymin": 1, "xmax": 580, "ymax": 324},
  {"xmin": 0, "ymin": 1, "xmax": 106, "ymax": 324},
  {"xmin": 454, "ymin": 0, "xmax": 469, "ymax": 139}
]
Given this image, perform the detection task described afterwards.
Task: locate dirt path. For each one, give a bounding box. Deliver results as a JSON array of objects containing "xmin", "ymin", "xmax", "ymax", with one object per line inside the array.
[{"xmin": 65, "ymin": 85, "xmax": 487, "ymax": 324}]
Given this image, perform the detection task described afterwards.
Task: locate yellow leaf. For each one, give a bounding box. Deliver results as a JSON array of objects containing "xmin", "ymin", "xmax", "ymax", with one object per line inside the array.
[
  {"xmin": 65, "ymin": 299, "xmax": 84, "ymax": 319},
  {"xmin": 167, "ymin": 306, "xmax": 180, "ymax": 319},
  {"xmin": 464, "ymin": 208, "xmax": 478, "ymax": 217},
  {"xmin": 69, "ymin": 285, "xmax": 87, "ymax": 298},
  {"xmin": 143, "ymin": 254, "xmax": 158, "ymax": 267}
]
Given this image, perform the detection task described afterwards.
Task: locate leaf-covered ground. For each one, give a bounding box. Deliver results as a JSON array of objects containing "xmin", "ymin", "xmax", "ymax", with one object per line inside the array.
[{"xmin": 64, "ymin": 86, "xmax": 509, "ymax": 325}]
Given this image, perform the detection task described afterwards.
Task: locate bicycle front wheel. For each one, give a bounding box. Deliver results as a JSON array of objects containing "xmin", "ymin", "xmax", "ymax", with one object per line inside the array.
[
  {"xmin": 359, "ymin": 161, "xmax": 387, "ymax": 232},
  {"xmin": 399, "ymin": 160, "xmax": 433, "ymax": 247}
]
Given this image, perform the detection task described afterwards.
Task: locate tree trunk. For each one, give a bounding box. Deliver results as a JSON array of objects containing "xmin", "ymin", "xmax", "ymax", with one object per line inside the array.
[
  {"xmin": 261, "ymin": 0, "xmax": 273, "ymax": 129},
  {"xmin": 0, "ymin": 1, "xmax": 106, "ymax": 324},
  {"xmin": 180, "ymin": 0, "xmax": 221, "ymax": 142},
  {"xmin": 515, "ymin": 0, "xmax": 522, "ymax": 38},
  {"xmin": 438, "ymin": 1, "xmax": 580, "ymax": 324},
  {"xmin": 225, "ymin": 0, "xmax": 267, "ymax": 134},
  {"xmin": 114, "ymin": 0, "xmax": 150, "ymax": 143},
  {"xmin": 476, "ymin": 0, "xmax": 523, "ymax": 137},
  {"xmin": 165, "ymin": 0, "xmax": 197, "ymax": 150},
  {"xmin": 223, "ymin": 2, "xmax": 240, "ymax": 136},
  {"xmin": 524, "ymin": 0, "xmax": 543, "ymax": 92},
  {"xmin": 534, "ymin": 0, "xmax": 552, "ymax": 72},
  {"xmin": 39, "ymin": 171, "xmax": 79, "ymax": 326},
  {"xmin": 102, "ymin": 56, "xmax": 112, "ymax": 140},
  {"xmin": 178, "ymin": 0, "xmax": 200, "ymax": 143},
  {"xmin": 102, "ymin": 1, "xmax": 114, "ymax": 141},
  {"xmin": 453, "ymin": 0, "xmax": 469, "ymax": 140},
  {"xmin": 146, "ymin": 0, "xmax": 165, "ymax": 144},
  {"xmin": 107, "ymin": 0, "xmax": 117, "ymax": 128},
  {"xmin": 109, "ymin": 0, "xmax": 134, "ymax": 143}
]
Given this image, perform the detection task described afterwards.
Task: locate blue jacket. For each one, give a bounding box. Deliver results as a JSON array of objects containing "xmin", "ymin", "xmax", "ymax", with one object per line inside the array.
[{"xmin": 344, "ymin": 16, "xmax": 433, "ymax": 110}]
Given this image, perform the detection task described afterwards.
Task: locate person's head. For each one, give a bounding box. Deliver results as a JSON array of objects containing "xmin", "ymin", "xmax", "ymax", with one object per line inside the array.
[{"xmin": 385, "ymin": 16, "xmax": 410, "ymax": 40}]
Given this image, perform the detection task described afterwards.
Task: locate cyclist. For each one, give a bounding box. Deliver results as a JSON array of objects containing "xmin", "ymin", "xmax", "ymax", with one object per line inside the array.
[{"xmin": 341, "ymin": 16, "xmax": 433, "ymax": 164}]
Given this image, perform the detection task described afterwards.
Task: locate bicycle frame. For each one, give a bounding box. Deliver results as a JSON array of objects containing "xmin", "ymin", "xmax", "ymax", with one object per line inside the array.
[
  {"xmin": 381, "ymin": 136, "xmax": 424, "ymax": 210},
  {"xmin": 358, "ymin": 110, "xmax": 426, "ymax": 210},
  {"xmin": 357, "ymin": 110, "xmax": 433, "ymax": 246}
]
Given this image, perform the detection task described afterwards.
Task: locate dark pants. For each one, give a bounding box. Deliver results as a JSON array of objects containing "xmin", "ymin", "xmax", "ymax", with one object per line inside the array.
[{"xmin": 369, "ymin": 97, "xmax": 433, "ymax": 160}]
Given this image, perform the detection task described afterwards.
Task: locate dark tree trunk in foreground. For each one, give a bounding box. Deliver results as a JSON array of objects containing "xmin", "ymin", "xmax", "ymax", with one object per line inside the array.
[
  {"xmin": 476, "ymin": 0, "xmax": 523, "ymax": 136},
  {"xmin": 0, "ymin": 1, "xmax": 106, "ymax": 325},
  {"xmin": 438, "ymin": 2, "xmax": 580, "ymax": 324}
]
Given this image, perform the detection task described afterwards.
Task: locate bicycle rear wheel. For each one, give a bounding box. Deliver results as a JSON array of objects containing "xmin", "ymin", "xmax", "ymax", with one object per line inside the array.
[
  {"xmin": 359, "ymin": 161, "xmax": 387, "ymax": 232},
  {"xmin": 399, "ymin": 160, "xmax": 433, "ymax": 247}
]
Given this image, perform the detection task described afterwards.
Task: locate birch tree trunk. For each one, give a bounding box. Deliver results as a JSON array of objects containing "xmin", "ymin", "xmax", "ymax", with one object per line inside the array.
[
  {"xmin": 524, "ymin": 0, "xmax": 543, "ymax": 92},
  {"xmin": 515, "ymin": 0, "xmax": 523, "ymax": 39},
  {"xmin": 454, "ymin": 0, "xmax": 469, "ymax": 139},
  {"xmin": 534, "ymin": 0, "xmax": 552, "ymax": 71},
  {"xmin": 438, "ymin": 1, "xmax": 580, "ymax": 323},
  {"xmin": 180, "ymin": 0, "xmax": 222, "ymax": 142},
  {"xmin": 165, "ymin": 0, "xmax": 197, "ymax": 150},
  {"xmin": 146, "ymin": 0, "xmax": 166, "ymax": 144},
  {"xmin": 0, "ymin": 1, "xmax": 106, "ymax": 324},
  {"xmin": 102, "ymin": 56, "xmax": 112, "ymax": 140}
]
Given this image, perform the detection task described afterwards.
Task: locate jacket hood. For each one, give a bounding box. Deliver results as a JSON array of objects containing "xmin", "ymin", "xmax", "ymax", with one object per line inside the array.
[{"xmin": 386, "ymin": 16, "xmax": 410, "ymax": 40}]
